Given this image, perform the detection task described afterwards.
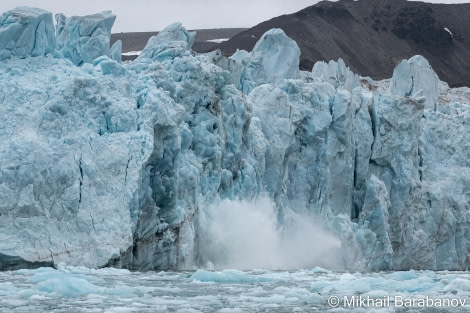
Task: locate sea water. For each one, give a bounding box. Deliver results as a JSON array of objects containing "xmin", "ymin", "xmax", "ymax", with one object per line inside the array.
[{"xmin": 0, "ymin": 264, "xmax": 469, "ymax": 312}]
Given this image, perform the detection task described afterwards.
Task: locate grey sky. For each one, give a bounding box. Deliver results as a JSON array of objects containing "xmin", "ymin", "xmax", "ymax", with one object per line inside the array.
[{"xmin": 1, "ymin": 0, "xmax": 469, "ymax": 33}]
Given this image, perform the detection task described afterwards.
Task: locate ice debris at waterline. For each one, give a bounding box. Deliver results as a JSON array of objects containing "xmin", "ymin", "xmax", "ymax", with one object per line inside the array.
[
  {"xmin": 0, "ymin": 6, "xmax": 470, "ymax": 272},
  {"xmin": 0, "ymin": 265, "xmax": 469, "ymax": 312}
]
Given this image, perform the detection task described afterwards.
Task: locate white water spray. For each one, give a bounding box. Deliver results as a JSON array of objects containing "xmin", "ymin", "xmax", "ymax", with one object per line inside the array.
[{"xmin": 197, "ymin": 196, "xmax": 343, "ymax": 270}]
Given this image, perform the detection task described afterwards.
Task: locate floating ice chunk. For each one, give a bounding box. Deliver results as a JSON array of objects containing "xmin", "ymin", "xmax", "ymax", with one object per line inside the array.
[
  {"xmin": 56, "ymin": 263, "xmax": 131, "ymax": 276},
  {"xmin": 26, "ymin": 269, "xmax": 103, "ymax": 285},
  {"xmin": 443, "ymin": 278, "xmax": 470, "ymax": 293},
  {"xmin": 10, "ymin": 265, "xmax": 144, "ymax": 298},
  {"xmin": 310, "ymin": 271, "xmax": 441, "ymax": 295},
  {"xmin": 388, "ymin": 55, "xmax": 439, "ymax": 110},
  {"xmin": 56, "ymin": 11, "xmax": 116, "ymax": 65},
  {"xmin": 136, "ymin": 22, "xmax": 195, "ymax": 63},
  {"xmin": 0, "ymin": 7, "xmax": 56, "ymax": 60},
  {"xmin": 0, "ymin": 282, "xmax": 21, "ymax": 296},
  {"xmin": 33, "ymin": 276, "xmax": 101, "ymax": 297},
  {"xmin": 385, "ymin": 270, "xmax": 419, "ymax": 281},
  {"xmin": 273, "ymin": 286, "xmax": 320, "ymax": 302},
  {"xmin": 21, "ymin": 267, "xmax": 102, "ymax": 297},
  {"xmin": 190, "ymin": 270, "xmax": 278, "ymax": 283},
  {"xmin": 311, "ymin": 267, "xmax": 329, "ymax": 274}
]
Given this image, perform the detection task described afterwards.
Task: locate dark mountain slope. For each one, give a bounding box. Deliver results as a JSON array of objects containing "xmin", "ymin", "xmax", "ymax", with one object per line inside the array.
[{"xmin": 211, "ymin": 0, "xmax": 470, "ymax": 87}]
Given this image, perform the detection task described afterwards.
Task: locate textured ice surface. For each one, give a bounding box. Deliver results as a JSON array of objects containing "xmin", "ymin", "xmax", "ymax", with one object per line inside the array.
[
  {"xmin": 389, "ymin": 55, "xmax": 439, "ymax": 110},
  {"xmin": 0, "ymin": 7, "xmax": 56, "ymax": 60},
  {"xmin": 110, "ymin": 39, "xmax": 122, "ymax": 63},
  {"xmin": 0, "ymin": 267, "xmax": 469, "ymax": 312},
  {"xmin": 312, "ymin": 58, "xmax": 360, "ymax": 92},
  {"xmin": 56, "ymin": 10, "xmax": 116, "ymax": 65},
  {"xmin": 136, "ymin": 22, "xmax": 195, "ymax": 63},
  {"xmin": 229, "ymin": 49, "xmax": 251, "ymax": 63},
  {"xmin": 239, "ymin": 28, "xmax": 300, "ymax": 93},
  {"xmin": 0, "ymin": 54, "xmax": 158, "ymax": 268},
  {"xmin": 0, "ymin": 7, "xmax": 470, "ymax": 272}
]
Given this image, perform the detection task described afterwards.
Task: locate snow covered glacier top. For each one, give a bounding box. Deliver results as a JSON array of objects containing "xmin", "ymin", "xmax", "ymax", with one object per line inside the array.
[{"xmin": 0, "ymin": 7, "xmax": 469, "ymax": 272}]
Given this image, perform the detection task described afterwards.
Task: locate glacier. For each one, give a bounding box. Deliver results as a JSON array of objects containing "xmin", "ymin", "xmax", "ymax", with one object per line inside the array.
[
  {"xmin": 55, "ymin": 10, "xmax": 116, "ymax": 65},
  {"xmin": 0, "ymin": 6, "xmax": 469, "ymax": 272},
  {"xmin": 0, "ymin": 7, "xmax": 56, "ymax": 60}
]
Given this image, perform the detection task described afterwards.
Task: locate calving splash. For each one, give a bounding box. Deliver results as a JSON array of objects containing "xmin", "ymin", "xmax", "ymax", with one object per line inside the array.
[
  {"xmin": 197, "ymin": 196, "xmax": 342, "ymax": 270},
  {"xmin": 0, "ymin": 7, "xmax": 469, "ymax": 273}
]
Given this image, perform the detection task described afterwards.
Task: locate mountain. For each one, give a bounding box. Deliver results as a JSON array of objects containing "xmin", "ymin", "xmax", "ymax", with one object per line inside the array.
[
  {"xmin": 211, "ymin": 0, "xmax": 470, "ymax": 88},
  {"xmin": 1, "ymin": 7, "xmax": 470, "ymax": 272}
]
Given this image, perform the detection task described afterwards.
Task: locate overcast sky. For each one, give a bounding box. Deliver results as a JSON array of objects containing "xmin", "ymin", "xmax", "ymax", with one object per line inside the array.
[{"xmin": 1, "ymin": 0, "xmax": 469, "ymax": 33}]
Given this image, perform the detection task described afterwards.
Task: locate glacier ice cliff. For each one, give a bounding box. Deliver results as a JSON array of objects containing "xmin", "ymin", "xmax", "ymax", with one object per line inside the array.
[
  {"xmin": 0, "ymin": 7, "xmax": 56, "ymax": 60},
  {"xmin": 0, "ymin": 7, "xmax": 469, "ymax": 271},
  {"xmin": 136, "ymin": 22, "xmax": 195, "ymax": 63},
  {"xmin": 56, "ymin": 10, "xmax": 116, "ymax": 65}
]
